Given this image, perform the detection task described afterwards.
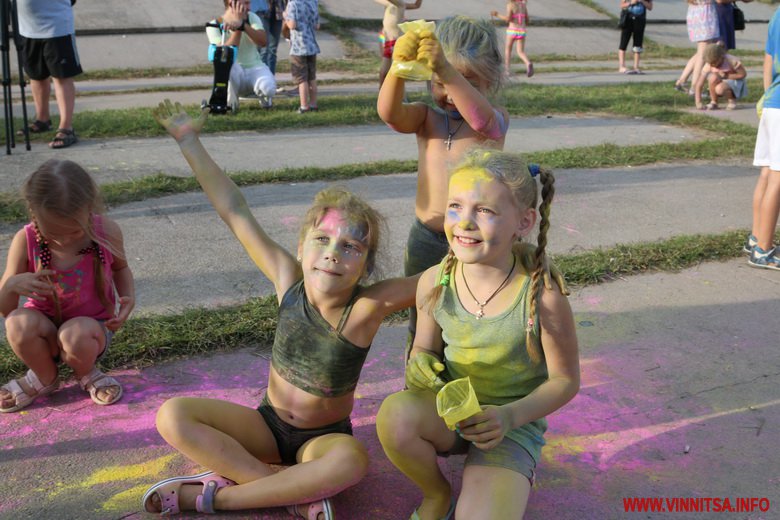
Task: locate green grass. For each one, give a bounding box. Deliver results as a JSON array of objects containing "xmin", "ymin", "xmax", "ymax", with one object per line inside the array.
[{"xmin": 2, "ymin": 229, "xmax": 772, "ymax": 381}]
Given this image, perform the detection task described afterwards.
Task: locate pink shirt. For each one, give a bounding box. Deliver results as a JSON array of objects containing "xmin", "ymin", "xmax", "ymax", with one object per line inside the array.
[{"xmin": 23, "ymin": 215, "xmax": 116, "ymax": 321}]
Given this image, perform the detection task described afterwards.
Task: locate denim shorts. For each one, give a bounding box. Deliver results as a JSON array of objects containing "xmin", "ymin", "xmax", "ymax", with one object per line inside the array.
[
  {"xmin": 256, "ymin": 394, "xmax": 353, "ymax": 464},
  {"xmin": 440, "ymin": 434, "xmax": 537, "ymax": 485}
]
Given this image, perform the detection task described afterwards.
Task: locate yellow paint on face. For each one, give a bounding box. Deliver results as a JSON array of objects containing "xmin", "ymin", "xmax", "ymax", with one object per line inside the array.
[{"xmin": 449, "ymin": 167, "xmax": 494, "ymax": 196}]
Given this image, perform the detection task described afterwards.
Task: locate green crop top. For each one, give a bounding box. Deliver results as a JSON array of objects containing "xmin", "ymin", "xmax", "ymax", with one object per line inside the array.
[
  {"xmin": 271, "ymin": 279, "xmax": 369, "ymax": 397},
  {"xmin": 434, "ymin": 256, "xmax": 549, "ymax": 463}
]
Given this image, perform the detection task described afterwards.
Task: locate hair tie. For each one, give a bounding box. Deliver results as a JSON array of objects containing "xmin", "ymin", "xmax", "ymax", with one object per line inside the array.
[
  {"xmin": 528, "ymin": 164, "xmax": 541, "ymax": 178},
  {"xmin": 439, "ymin": 274, "xmax": 451, "ymax": 286}
]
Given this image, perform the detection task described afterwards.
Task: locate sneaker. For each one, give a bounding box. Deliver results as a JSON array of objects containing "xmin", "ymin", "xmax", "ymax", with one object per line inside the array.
[
  {"xmin": 742, "ymin": 234, "xmax": 757, "ymax": 255},
  {"xmin": 297, "ymin": 106, "xmax": 310, "ymax": 114},
  {"xmin": 747, "ymin": 246, "xmax": 780, "ymax": 271},
  {"xmin": 259, "ymin": 95, "xmax": 273, "ymax": 109},
  {"xmin": 674, "ymin": 82, "xmax": 687, "ymax": 92}
]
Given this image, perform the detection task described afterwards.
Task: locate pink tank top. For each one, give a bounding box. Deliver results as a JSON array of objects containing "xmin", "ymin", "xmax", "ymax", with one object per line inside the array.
[{"xmin": 23, "ymin": 215, "xmax": 116, "ymax": 321}]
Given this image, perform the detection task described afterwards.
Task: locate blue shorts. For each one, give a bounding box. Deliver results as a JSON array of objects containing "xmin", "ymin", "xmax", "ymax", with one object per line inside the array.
[{"xmin": 440, "ymin": 434, "xmax": 537, "ymax": 484}]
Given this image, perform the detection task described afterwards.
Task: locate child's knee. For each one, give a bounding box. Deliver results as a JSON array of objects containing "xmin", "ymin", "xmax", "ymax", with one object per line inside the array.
[
  {"xmin": 5, "ymin": 309, "xmax": 53, "ymax": 345},
  {"xmin": 329, "ymin": 440, "xmax": 370, "ymax": 480},
  {"xmin": 377, "ymin": 392, "xmax": 423, "ymax": 447},
  {"xmin": 156, "ymin": 397, "xmax": 193, "ymax": 438}
]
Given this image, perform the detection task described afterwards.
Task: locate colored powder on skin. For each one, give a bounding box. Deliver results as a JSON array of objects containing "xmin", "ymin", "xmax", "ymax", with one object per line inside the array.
[
  {"xmin": 318, "ymin": 209, "xmax": 367, "ymax": 245},
  {"xmin": 449, "ymin": 168, "xmax": 493, "ymax": 196}
]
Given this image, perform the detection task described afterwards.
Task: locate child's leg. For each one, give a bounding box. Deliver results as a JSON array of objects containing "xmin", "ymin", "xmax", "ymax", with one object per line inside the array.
[
  {"xmin": 751, "ymin": 167, "xmax": 770, "ymax": 242},
  {"xmin": 690, "ymin": 41, "xmax": 711, "ymax": 91},
  {"xmin": 708, "ymin": 74, "xmax": 721, "ymax": 105},
  {"xmin": 153, "ymin": 397, "xmax": 366, "ymax": 511},
  {"xmin": 377, "ymin": 391, "xmax": 456, "ymax": 520},
  {"xmin": 457, "ymin": 466, "xmax": 531, "ymax": 519},
  {"xmin": 308, "ymin": 57, "xmax": 318, "ymax": 109},
  {"xmin": 516, "ymin": 37, "xmax": 531, "ymax": 69},
  {"xmin": 504, "ymin": 33, "xmax": 513, "ymax": 73},
  {"xmin": 756, "ymin": 168, "xmax": 780, "ymax": 251},
  {"xmin": 677, "ymin": 53, "xmax": 696, "ymax": 87},
  {"xmin": 1, "ymin": 309, "xmax": 58, "ymax": 408},
  {"xmin": 298, "ymin": 80, "xmax": 310, "ymax": 109},
  {"xmin": 57, "ymin": 317, "xmax": 106, "ymax": 377}
]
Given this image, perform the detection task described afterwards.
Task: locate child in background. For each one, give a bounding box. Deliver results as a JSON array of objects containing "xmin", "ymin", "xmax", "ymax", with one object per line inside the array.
[
  {"xmin": 284, "ymin": 0, "xmax": 320, "ymax": 113},
  {"xmin": 617, "ymin": 0, "xmax": 653, "ymax": 75},
  {"xmin": 694, "ymin": 42, "xmax": 747, "ymax": 110},
  {"xmin": 142, "ymin": 101, "xmax": 419, "ymax": 517},
  {"xmin": 207, "ymin": 0, "xmax": 276, "ymax": 111},
  {"xmin": 491, "ymin": 0, "xmax": 534, "ymax": 77},
  {"xmin": 748, "ymin": 8, "xmax": 780, "ymax": 270},
  {"xmin": 376, "ymin": 0, "xmax": 423, "ymax": 86},
  {"xmin": 378, "ymin": 15, "xmax": 509, "ymax": 356},
  {"xmin": 377, "ymin": 150, "xmax": 580, "ymax": 520},
  {"xmin": 0, "ymin": 160, "xmax": 135, "ymax": 412}
]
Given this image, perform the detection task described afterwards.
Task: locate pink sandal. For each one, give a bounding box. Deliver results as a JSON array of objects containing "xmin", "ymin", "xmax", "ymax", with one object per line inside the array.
[
  {"xmin": 287, "ymin": 498, "xmax": 335, "ymax": 520},
  {"xmin": 141, "ymin": 471, "xmax": 236, "ymax": 515}
]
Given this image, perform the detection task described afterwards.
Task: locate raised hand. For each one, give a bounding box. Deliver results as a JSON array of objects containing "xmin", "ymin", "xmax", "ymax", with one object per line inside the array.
[
  {"xmin": 152, "ymin": 99, "xmax": 208, "ymax": 143},
  {"xmin": 392, "ymin": 30, "xmax": 422, "ymax": 62},
  {"xmin": 416, "ymin": 31, "xmax": 447, "ymax": 75}
]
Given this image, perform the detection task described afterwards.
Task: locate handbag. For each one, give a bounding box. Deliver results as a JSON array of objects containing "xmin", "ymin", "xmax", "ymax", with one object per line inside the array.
[
  {"xmin": 618, "ymin": 8, "xmax": 629, "ymax": 29},
  {"xmin": 733, "ymin": 4, "xmax": 746, "ymax": 31}
]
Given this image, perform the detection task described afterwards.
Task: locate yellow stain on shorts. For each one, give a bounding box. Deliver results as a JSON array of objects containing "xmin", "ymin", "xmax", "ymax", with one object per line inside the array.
[{"xmin": 449, "ymin": 168, "xmax": 493, "ymax": 195}]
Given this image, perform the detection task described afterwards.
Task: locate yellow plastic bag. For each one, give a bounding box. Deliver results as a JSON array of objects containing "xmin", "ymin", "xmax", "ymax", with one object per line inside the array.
[
  {"xmin": 389, "ymin": 19, "xmax": 436, "ymax": 81},
  {"xmin": 436, "ymin": 377, "xmax": 481, "ymax": 430}
]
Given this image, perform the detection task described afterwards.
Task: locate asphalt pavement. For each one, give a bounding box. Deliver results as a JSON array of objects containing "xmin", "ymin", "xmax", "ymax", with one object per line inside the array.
[{"xmin": 0, "ymin": 1, "xmax": 778, "ymax": 519}]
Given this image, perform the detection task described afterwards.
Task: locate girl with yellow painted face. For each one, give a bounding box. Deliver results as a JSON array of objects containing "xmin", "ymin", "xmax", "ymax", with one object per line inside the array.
[{"xmin": 377, "ymin": 150, "xmax": 580, "ymax": 520}]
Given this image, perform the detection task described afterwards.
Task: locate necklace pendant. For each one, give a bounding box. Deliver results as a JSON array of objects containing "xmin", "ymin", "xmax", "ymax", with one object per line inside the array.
[
  {"xmin": 446, "ymin": 134, "xmax": 453, "ymax": 151},
  {"xmin": 475, "ymin": 308, "xmax": 484, "ymax": 320}
]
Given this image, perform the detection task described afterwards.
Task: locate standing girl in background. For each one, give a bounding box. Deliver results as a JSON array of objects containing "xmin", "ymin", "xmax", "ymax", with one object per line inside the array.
[
  {"xmin": 491, "ymin": 0, "xmax": 534, "ymax": 77},
  {"xmin": 675, "ymin": 0, "xmax": 720, "ymax": 95},
  {"xmin": 377, "ymin": 150, "xmax": 580, "ymax": 520},
  {"xmin": 378, "ymin": 15, "xmax": 509, "ymax": 355},
  {"xmin": 143, "ymin": 101, "xmax": 419, "ymax": 518},
  {"xmin": 617, "ymin": 0, "xmax": 652, "ymax": 74},
  {"xmin": 0, "ymin": 159, "xmax": 135, "ymax": 412}
]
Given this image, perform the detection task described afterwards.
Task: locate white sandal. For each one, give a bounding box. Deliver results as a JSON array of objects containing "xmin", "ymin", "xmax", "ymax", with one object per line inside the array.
[
  {"xmin": 79, "ymin": 367, "xmax": 123, "ymax": 406},
  {"xmin": 0, "ymin": 369, "xmax": 60, "ymax": 413}
]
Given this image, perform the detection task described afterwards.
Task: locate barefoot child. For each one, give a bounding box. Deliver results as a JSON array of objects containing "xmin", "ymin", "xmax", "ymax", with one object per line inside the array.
[
  {"xmin": 142, "ymin": 101, "xmax": 419, "ymax": 517},
  {"xmin": 491, "ymin": 0, "xmax": 534, "ymax": 77},
  {"xmin": 376, "ymin": 0, "xmax": 423, "ymax": 86},
  {"xmin": 694, "ymin": 42, "xmax": 747, "ymax": 110},
  {"xmin": 0, "ymin": 160, "xmax": 135, "ymax": 412},
  {"xmin": 377, "ymin": 15, "xmax": 509, "ymax": 355},
  {"xmin": 377, "ymin": 150, "xmax": 580, "ymax": 520}
]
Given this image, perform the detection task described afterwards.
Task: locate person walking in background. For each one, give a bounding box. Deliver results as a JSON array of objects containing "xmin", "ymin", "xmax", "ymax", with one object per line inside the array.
[
  {"xmin": 748, "ymin": 7, "xmax": 780, "ymax": 270},
  {"xmin": 284, "ymin": 0, "xmax": 320, "ymax": 113},
  {"xmin": 617, "ymin": 0, "xmax": 652, "ymax": 74},
  {"xmin": 16, "ymin": 0, "xmax": 82, "ymax": 148},
  {"xmin": 376, "ymin": 0, "xmax": 423, "ymax": 87},
  {"xmin": 675, "ymin": 0, "xmax": 720, "ymax": 96},
  {"xmin": 256, "ymin": 0, "xmax": 288, "ymax": 76},
  {"xmin": 491, "ymin": 0, "xmax": 534, "ymax": 78}
]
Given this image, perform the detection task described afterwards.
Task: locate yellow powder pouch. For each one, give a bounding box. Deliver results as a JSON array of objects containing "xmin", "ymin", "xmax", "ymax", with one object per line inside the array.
[
  {"xmin": 436, "ymin": 376, "xmax": 481, "ymax": 430},
  {"xmin": 389, "ymin": 19, "xmax": 436, "ymax": 81}
]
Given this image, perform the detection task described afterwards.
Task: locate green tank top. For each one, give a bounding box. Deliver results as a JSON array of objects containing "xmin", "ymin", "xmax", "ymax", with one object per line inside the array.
[
  {"xmin": 433, "ymin": 256, "xmax": 549, "ymax": 463},
  {"xmin": 272, "ymin": 279, "xmax": 369, "ymax": 397}
]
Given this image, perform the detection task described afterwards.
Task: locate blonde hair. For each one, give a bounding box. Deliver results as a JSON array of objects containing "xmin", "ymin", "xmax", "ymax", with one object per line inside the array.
[
  {"xmin": 703, "ymin": 42, "xmax": 726, "ymax": 66},
  {"xmin": 436, "ymin": 16, "xmax": 504, "ymax": 93},
  {"xmin": 299, "ymin": 188, "xmax": 385, "ymax": 280},
  {"xmin": 423, "ymin": 150, "xmax": 569, "ymax": 364},
  {"xmin": 23, "ymin": 160, "xmax": 116, "ymax": 325}
]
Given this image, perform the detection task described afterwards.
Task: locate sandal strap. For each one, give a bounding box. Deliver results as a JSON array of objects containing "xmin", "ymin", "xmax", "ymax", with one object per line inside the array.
[{"xmin": 195, "ymin": 474, "xmax": 236, "ymax": 514}]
